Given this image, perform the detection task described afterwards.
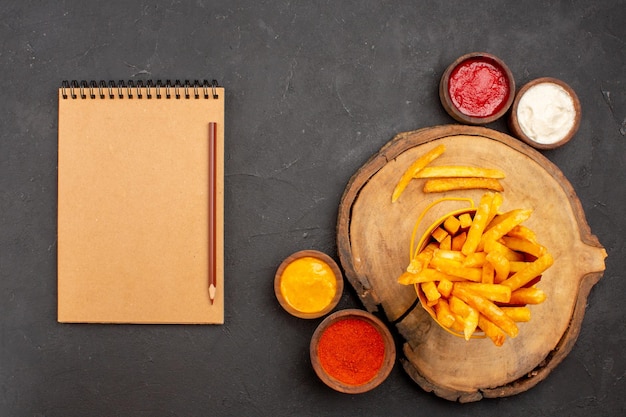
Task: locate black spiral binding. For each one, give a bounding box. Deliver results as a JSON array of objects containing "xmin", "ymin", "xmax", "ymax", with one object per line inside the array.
[{"xmin": 61, "ymin": 79, "xmax": 219, "ymax": 100}]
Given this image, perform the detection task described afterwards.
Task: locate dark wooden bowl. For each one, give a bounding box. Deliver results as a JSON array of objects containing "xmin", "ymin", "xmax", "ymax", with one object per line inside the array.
[
  {"xmin": 508, "ymin": 77, "xmax": 581, "ymax": 150},
  {"xmin": 310, "ymin": 309, "xmax": 396, "ymax": 394},
  {"xmin": 274, "ymin": 250, "xmax": 344, "ymax": 319},
  {"xmin": 439, "ymin": 52, "xmax": 515, "ymax": 125}
]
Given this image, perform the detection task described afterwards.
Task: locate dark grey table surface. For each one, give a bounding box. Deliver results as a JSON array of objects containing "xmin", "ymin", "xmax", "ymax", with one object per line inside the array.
[{"xmin": 1, "ymin": 1, "xmax": 624, "ymax": 415}]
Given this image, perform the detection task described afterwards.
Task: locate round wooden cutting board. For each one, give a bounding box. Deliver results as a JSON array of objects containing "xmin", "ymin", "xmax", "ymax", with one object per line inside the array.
[{"xmin": 336, "ymin": 125, "xmax": 607, "ymax": 402}]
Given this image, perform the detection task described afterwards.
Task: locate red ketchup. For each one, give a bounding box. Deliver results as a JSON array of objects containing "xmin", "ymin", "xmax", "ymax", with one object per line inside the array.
[{"xmin": 448, "ymin": 58, "xmax": 510, "ymax": 118}]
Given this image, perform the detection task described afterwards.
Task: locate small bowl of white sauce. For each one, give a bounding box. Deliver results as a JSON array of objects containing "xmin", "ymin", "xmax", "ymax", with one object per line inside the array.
[{"xmin": 509, "ymin": 77, "xmax": 581, "ymax": 149}]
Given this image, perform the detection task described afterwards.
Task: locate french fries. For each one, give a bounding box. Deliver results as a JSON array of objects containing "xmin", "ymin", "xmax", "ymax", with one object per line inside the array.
[
  {"xmin": 452, "ymin": 286, "xmax": 519, "ymax": 338},
  {"xmin": 398, "ymin": 191, "xmax": 553, "ymax": 346},
  {"xmin": 453, "ymin": 282, "xmax": 511, "ymax": 303},
  {"xmin": 478, "ymin": 209, "xmax": 533, "ymax": 251},
  {"xmin": 478, "ymin": 315, "xmax": 506, "ymax": 346},
  {"xmin": 462, "ymin": 192, "xmax": 499, "ymax": 255},
  {"xmin": 391, "ymin": 145, "xmax": 505, "ymax": 201},
  {"xmin": 501, "ymin": 253, "xmax": 553, "ymax": 291},
  {"xmin": 509, "ymin": 287, "xmax": 546, "ymax": 305},
  {"xmin": 414, "ymin": 166, "xmax": 505, "ymax": 179},
  {"xmin": 434, "ymin": 299, "xmax": 455, "ymax": 328},
  {"xmin": 448, "ymin": 296, "xmax": 479, "ymax": 340},
  {"xmin": 423, "ymin": 178, "xmax": 504, "ymax": 193},
  {"xmin": 392, "ymin": 144, "xmax": 446, "ymax": 203},
  {"xmin": 501, "ymin": 306, "xmax": 532, "ymax": 322}
]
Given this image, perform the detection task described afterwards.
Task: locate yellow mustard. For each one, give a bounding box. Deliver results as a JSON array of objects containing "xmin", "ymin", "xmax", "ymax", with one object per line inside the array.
[{"xmin": 280, "ymin": 256, "xmax": 337, "ymax": 313}]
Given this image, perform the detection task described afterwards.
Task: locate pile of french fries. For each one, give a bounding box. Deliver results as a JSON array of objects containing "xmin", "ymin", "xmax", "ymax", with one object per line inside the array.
[
  {"xmin": 391, "ymin": 144, "xmax": 505, "ymax": 203},
  {"xmin": 393, "ymin": 145, "xmax": 554, "ymax": 346}
]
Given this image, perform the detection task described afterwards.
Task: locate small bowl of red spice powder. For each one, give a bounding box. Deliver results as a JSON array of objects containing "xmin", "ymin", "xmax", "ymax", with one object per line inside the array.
[
  {"xmin": 310, "ymin": 309, "xmax": 396, "ymax": 394},
  {"xmin": 439, "ymin": 52, "xmax": 515, "ymax": 125}
]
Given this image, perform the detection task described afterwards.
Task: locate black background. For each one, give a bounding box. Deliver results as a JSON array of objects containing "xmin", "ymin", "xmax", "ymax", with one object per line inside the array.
[{"xmin": 1, "ymin": 1, "xmax": 624, "ymax": 415}]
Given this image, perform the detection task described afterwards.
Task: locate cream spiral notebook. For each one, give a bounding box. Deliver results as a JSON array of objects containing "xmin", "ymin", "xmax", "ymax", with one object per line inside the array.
[{"xmin": 57, "ymin": 80, "xmax": 224, "ymax": 324}]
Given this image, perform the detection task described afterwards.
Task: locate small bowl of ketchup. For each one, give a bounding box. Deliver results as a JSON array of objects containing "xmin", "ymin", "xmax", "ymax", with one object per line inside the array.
[{"xmin": 439, "ymin": 52, "xmax": 515, "ymax": 125}]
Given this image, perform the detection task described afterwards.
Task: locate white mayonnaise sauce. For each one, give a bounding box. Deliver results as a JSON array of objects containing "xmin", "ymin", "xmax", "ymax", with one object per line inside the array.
[{"xmin": 516, "ymin": 82, "xmax": 576, "ymax": 144}]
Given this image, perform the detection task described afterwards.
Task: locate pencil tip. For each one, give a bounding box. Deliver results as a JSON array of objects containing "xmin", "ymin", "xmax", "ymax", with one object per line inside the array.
[{"xmin": 209, "ymin": 283, "xmax": 216, "ymax": 304}]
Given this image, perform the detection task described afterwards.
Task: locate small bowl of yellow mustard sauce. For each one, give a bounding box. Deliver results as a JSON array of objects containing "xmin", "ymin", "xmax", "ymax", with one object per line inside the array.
[{"xmin": 274, "ymin": 250, "xmax": 344, "ymax": 319}]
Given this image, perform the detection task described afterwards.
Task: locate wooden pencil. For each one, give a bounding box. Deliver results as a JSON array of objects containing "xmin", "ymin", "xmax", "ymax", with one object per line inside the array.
[{"xmin": 208, "ymin": 122, "xmax": 217, "ymax": 304}]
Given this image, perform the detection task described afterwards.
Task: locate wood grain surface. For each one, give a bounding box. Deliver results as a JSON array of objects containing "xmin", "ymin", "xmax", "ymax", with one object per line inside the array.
[{"xmin": 336, "ymin": 125, "xmax": 607, "ymax": 402}]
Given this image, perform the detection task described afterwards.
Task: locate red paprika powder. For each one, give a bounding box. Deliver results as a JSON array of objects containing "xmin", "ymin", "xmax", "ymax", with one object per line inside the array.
[
  {"xmin": 316, "ymin": 317, "xmax": 385, "ymax": 386},
  {"xmin": 448, "ymin": 57, "xmax": 510, "ymax": 118}
]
